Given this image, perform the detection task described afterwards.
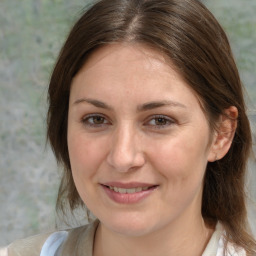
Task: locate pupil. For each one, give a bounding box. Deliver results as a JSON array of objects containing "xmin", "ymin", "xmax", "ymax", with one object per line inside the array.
[
  {"xmin": 93, "ymin": 116, "xmax": 103, "ymax": 124},
  {"xmin": 156, "ymin": 118, "xmax": 166, "ymax": 125}
]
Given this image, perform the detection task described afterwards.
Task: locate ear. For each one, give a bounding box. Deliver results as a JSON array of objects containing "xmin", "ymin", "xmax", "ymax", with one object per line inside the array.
[{"xmin": 208, "ymin": 106, "xmax": 238, "ymax": 162}]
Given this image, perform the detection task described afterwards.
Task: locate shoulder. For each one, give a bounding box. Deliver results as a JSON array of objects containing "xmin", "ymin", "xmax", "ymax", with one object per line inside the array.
[
  {"xmin": 217, "ymin": 236, "xmax": 247, "ymax": 256},
  {"xmin": 4, "ymin": 220, "xmax": 99, "ymax": 256},
  {"xmin": 0, "ymin": 247, "xmax": 8, "ymax": 256},
  {"xmin": 58, "ymin": 219, "xmax": 99, "ymax": 256},
  {"xmin": 203, "ymin": 222, "xmax": 247, "ymax": 256},
  {"xmin": 5, "ymin": 232, "xmax": 53, "ymax": 256}
]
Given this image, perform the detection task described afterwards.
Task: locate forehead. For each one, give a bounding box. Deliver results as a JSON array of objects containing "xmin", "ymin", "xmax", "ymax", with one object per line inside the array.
[
  {"xmin": 79, "ymin": 43, "xmax": 172, "ymax": 75},
  {"xmin": 71, "ymin": 43, "xmax": 202, "ymax": 109},
  {"xmin": 73, "ymin": 43, "xmax": 189, "ymax": 91}
]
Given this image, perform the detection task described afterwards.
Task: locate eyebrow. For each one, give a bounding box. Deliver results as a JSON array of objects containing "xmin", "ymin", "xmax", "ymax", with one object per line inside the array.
[
  {"xmin": 137, "ymin": 100, "xmax": 186, "ymax": 112},
  {"xmin": 73, "ymin": 98, "xmax": 186, "ymax": 111},
  {"xmin": 73, "ymin": 98, "xmax": 112, "ymax": 110}
]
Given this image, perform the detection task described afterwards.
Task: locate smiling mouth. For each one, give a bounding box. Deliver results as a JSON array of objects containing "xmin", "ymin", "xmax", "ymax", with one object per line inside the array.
[
  {"xmin": 103, "ymin": 185, "xmax": 158, "ymax": 194},
  {"xmin": 101, "ymin": 184, "xmax": 158, "ymax": 204}
]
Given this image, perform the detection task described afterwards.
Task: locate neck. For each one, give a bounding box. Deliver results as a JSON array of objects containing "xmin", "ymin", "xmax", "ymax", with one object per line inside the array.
[{"xmin": 93, "ymin": 215, "xmax": 214, "ymax": 256}]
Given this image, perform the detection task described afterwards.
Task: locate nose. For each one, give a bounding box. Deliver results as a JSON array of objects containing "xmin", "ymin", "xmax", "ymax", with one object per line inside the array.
[{"xmin": 107, "ymin": 124, "xmax": 145, "ymax": 172}]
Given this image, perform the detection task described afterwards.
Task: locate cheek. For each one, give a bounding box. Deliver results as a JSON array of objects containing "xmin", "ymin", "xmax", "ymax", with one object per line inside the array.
[
  {"xmin": 68, "ymin": 130, "xmax": 103, "ymax": 177},
  {"xmin": 149, "ymin": 131, "xmax": 209, "ymax": 181},
  {"xmin": 67, "ymin": 130, "xmax": 105, "ymax": 203},
  {"xmin": 150, "ymin": 135, "xmax": 209, "ymax": 210}
]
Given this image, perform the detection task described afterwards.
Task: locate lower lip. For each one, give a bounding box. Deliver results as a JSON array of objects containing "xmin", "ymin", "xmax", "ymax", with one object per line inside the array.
[{"xmin": 101, "ymin": 185, "xmax": 158, "ymax": 204}]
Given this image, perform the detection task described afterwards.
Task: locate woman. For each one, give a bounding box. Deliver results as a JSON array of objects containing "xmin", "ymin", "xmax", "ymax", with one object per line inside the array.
[{"xmin": 4, "ymin": 0, "xmax": 256, "ymax": 255}]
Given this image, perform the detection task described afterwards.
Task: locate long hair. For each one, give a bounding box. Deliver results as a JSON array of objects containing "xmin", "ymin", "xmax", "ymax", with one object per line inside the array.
[{"xmin": 47, "ymin": 0, "xmax": 256, "ymax": 254}]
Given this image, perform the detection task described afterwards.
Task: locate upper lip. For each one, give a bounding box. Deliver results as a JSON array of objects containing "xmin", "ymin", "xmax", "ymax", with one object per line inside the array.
[{"xmin": 101, "ymin": 182, "xmax": 157, "ymax": 189}]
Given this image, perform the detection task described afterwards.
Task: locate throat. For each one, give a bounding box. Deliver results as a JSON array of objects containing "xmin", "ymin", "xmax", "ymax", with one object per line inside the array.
[{"xmin": 93, "ymin": 220, "xmax": 215, "ymax": 256}]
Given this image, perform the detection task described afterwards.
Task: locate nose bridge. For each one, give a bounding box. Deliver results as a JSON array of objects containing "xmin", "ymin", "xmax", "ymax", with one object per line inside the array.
[{"xmin": 107, "ymin": 121, "xmax": 144, "ymax": 171}]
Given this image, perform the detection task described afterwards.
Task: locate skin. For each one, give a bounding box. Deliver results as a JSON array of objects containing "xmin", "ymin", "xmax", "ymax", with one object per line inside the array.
[{"xmin": 67, "ymin": 43, "xmax": 237, "ymax": 256}]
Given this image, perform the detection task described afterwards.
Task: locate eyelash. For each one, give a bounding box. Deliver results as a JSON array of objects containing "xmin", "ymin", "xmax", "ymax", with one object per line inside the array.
[
  {"xmin": 81, "ymin": 114, "xmax": 176, "ymax": 129},
  {"xmin": 81, "ymin": 114, "xmax": 110, "ymax": 127},
  {"xmin": 145, "ymin": 115, "xmax": 176, "ymax": 129}
]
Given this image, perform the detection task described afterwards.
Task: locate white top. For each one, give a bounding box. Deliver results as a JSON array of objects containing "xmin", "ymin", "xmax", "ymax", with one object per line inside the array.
[
  {"xmin": 40, "ymin": 231, "xmax": 68, "ymax": 256},
  {"xmin": 202, "ymin": 222, "xmax": 246, "ymax": 256},
  {"xmin": 0, "ymin": 248, "xmax": 8, "ymax": 256}
]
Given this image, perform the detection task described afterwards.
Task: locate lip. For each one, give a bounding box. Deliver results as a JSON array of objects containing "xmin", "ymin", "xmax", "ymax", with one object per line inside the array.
[
  {"xmin": 100, "ymin": 182, "xmax": 158, "ymax": 204},
  {"xmin": 103, "ymin": 182, "xmax": 156, "ymax": 189}
]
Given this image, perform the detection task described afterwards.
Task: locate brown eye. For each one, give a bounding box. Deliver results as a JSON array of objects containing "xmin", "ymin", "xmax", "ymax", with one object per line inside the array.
[
  {"xmin": 92, "ymin": 116, "xmax": 105, "ymax": 124},
  {"xmin": 146, "ymin": 115, "xmax": 175, "ymax": 129},
  {"xmin": 155, "ymin": 117, "xmax": 168, "ymax": 126},
  {"xmin": 82, "ymin": 114, "xmax": 110, "ymax": 127}
]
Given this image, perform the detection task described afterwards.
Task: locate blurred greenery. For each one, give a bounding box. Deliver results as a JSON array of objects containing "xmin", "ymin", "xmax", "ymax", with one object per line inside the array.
[
  {"xmin": 204, "ymin": 0, "xmax": 256, "ymax": 102},
  {"xmin": 0, "ymin": 0, "xmax": 93, "ymax": 246}
]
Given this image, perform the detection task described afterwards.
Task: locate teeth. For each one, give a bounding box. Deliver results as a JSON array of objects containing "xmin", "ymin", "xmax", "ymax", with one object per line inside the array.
[
  {"xmin": 127, "ymin": 188, "xmax": 136, "ymax": 194},
  {"xmin": 108, "ymin": 186, "xmax": 150, "ymax": 194},
  {"xmin": 119, "ymin": 188, "xmax": 127, "ymax": 193},
  {"xmin": 135, "ymin": 187, "xmax": 142, "ymax": 192}
]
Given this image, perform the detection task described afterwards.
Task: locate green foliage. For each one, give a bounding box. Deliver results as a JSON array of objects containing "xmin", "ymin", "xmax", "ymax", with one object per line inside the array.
[
  {"xmin": 0, "ymin": 0, "xmax": 92, "ymax": 143},
  {"xmin": 204, "ymin": 0, "xmax": 256, "ymax": 102},
  {"xmin": 1, "ymin": 0, "xmax": 89, "ymax": 83},
  {"xmin": 0, "ymin": 0, "xmax": 92, "ymax": 245}
]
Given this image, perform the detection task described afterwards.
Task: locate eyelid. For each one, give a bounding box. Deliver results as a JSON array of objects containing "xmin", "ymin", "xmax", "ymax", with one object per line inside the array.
[
  {"xmin": 81, "ymin": 113, "xmax": 111, "ymax": 127},
  {"xmin": 144, "ymin": 114, "xmax": 176, "ymax": 128}
]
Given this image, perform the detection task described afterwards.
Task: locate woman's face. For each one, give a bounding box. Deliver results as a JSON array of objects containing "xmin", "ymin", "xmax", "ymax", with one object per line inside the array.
[{"xmin": 68, "ymin": 44, "xmax": 216, "ymax": 237}]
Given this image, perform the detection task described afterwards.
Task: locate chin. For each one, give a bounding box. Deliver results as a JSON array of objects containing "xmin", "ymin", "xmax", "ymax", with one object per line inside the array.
[
  {"xmin": 109, "ymin": 223, "xmax": 153, "ymax": 237},
  {"xmin": 99, "ymin": 212, "xmax": 159, "ymax": 237}
]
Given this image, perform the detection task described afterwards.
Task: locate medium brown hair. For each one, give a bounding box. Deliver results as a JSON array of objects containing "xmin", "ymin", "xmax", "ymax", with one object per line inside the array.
[{"xmin": 47, "ymin": 0, "xmax": 256, "ymax": 254}]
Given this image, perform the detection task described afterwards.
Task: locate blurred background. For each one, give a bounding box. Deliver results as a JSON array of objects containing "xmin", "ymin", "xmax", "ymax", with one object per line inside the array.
[{"xmin": 0, "ymin": 0, "xmax": 255, "ymax": 246}]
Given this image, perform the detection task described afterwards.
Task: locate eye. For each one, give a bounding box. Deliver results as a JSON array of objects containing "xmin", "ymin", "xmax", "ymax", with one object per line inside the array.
[
  {"xmin": 82, "ymin": 114, "xmax": 110, "ymax": 127},
  {"xmin": 146, "ymin": 115, "xmax": 175, "ymax": 129}
]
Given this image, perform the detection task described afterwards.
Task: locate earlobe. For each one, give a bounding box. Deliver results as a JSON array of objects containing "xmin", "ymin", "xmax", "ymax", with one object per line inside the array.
[{"xmin": 208, "ymin": 106, "xmax": 238, "ymax": 162}]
